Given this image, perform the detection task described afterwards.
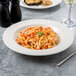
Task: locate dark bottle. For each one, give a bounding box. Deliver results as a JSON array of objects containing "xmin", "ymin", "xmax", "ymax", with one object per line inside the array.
[
  {"xmin": 0, "ymin": 0, "xmax": 11, "ymax": 27},
  {"xmin": 11, "ymin": 0, "xmax": 22, "ymax": 23}
]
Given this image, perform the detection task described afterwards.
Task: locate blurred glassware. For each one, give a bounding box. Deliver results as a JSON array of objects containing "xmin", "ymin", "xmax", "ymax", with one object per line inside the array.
[
  {"xmin": 11, "ymin": 0, "xmax": 22, "ymax": 23},
  {"xmin": 0, "ymin": 0, "xmax": 11, "ymax": 27},
  {"xmin": 64, "ymin": 0, "xmax": 76, "ymax": 27}
]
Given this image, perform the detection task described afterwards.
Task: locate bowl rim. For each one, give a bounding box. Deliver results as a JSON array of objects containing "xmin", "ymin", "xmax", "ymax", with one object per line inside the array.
[{"xmin": 3, "ymin": 19, "xmax": 74, "ymax": 56}]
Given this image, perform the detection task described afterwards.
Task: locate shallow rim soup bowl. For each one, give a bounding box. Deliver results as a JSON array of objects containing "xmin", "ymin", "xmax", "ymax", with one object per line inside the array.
[{"xmin": 3, "ymin": 19, "xmax": 74, "ymax": 56}]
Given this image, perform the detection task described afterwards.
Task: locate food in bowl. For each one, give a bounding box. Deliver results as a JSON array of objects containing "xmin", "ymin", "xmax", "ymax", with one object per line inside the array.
[
  {"xmin": 16, "ymin": 26, "xmax": 60, "ymax": 50},
  {"xmin": 25, "ymin": 0, "xmax": 42, "ymax": 5},
  {"xmin": 41, "ymin": 0, "xmax": 53, "ymax": 6},
  {"xmin": 24, "ymin": 0, "xmax": 53, "ymax": 6}
]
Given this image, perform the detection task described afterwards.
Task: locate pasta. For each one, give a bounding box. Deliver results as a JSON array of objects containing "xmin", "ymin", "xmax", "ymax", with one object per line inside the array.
[{"xmin": 16, "ymin": 26, "xmax": 60, "ymax": 50}]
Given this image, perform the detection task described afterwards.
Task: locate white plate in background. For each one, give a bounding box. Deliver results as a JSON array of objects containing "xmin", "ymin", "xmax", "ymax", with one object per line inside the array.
[{"xmin": 20, "ymin": 0, "xmax": 62, "ymax": 9}]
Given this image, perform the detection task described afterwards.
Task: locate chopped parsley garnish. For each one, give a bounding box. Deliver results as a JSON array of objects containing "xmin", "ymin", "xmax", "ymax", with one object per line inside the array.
[{"xmin": 38, "ymin": 32, "xmax": 43, "ymax": 36}]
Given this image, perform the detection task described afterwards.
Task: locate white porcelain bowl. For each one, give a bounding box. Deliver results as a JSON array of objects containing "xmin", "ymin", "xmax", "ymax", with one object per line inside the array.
[{"xmin": 3, "ymin": 19, "xmax": 74, "ymax": 56}]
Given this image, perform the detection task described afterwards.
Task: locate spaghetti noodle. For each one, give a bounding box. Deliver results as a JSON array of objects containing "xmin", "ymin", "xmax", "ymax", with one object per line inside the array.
[{"xmin": 16, "ymin": 26, "xmax": 60, "ymax": 50}]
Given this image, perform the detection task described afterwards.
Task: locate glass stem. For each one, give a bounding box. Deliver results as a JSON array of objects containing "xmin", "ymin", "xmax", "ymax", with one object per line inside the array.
[{"xmin": 68, "ymin": 4, "xmax": 72, "ymax": 21}]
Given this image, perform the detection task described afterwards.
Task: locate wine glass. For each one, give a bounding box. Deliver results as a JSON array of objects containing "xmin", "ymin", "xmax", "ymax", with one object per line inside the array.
[{"xmin": 64, "ymin": 0, "xmax": 76, "ymax": 27}]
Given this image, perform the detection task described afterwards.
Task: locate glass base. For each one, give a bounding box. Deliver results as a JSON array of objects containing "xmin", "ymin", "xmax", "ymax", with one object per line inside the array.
[{"xmin": 64, "ymin": 19, "xmax": 76, "ymax": 28}]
